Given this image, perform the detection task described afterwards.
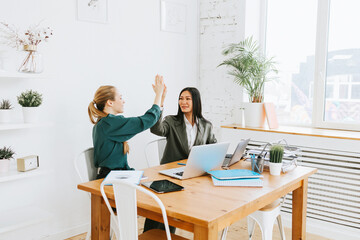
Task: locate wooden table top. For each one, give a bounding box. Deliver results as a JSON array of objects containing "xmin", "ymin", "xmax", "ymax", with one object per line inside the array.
[{"xmin": 78, "ymin": 160, "xmax": 316, "ymax": 229}]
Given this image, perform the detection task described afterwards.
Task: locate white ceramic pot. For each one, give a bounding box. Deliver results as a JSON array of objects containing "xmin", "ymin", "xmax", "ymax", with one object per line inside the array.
[
  {"xmin": 242, "ymin": 102, "xmax": 266, "ymax": 128},
  {"xmin": 0, "ymin": 109, "xmax": 12, "ymax": 123},
  {"xmin": 269, "ymin": 162, "xmax": 282, "ymax": 176},
  {"xmin": 0, "ymin": 159, "xmax": 10, "ymax": 173},
  {"xmin": 22, "ymin": 107, "xmax": 40, "ymax": 123}
]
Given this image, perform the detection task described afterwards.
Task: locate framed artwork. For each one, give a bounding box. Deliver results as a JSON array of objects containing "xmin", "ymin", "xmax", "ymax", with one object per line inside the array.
[
  {"xmin": 77, "ymin": 0, "xmax": 108, "ymax": 24},
  {"xmin": 160, "ymin": 0, "xmax": 187, "ymax": 33}
]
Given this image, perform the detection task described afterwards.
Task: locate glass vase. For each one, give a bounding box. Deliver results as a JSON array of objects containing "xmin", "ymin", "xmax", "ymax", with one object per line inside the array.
[{"xmin": 18, "ymin": 45, "xmax": 43, "ymax": 73}]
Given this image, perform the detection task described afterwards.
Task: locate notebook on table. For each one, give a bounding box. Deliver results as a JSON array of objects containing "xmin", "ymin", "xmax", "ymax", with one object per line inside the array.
[
  {"xmin": 211, "ymin": 176, "xmax": 263, "ymax": 187},
  {"xmin": 208, "ymin": 169, "xmax": 263, "ymax": 180}
]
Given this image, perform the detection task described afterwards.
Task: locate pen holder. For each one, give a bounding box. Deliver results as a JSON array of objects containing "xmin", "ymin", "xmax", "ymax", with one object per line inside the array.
[{"xmin": 251, "ymin": 156, "xmax": 265, "ymax": 173}]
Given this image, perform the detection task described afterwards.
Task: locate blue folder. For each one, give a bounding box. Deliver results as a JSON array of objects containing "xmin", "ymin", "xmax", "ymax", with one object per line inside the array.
[{"xmin": 208, "ymin": 169, "xmax": 263, "ymax": 180}]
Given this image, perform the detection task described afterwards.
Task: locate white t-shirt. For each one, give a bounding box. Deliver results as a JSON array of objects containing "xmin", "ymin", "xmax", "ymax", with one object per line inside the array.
[{"xmin": 184, "ymin": 115, "xmax": 197, "ymax": 150}]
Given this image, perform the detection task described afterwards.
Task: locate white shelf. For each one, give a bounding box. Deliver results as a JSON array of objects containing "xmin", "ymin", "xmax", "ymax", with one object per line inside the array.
[
  {"xmin": 0, "ymin": 206, "xmax": 51, "ymax": 234},
  {"xmin": 0, "ymin": 167, "xmax": 46, "ymax": 183},
  {"xmin": 0, "ymin": 122, "xmax": 53, "ymax": 131},
  {"xmin": 0, "ymin": 70, "xmax": 47, "ymax": 79}
]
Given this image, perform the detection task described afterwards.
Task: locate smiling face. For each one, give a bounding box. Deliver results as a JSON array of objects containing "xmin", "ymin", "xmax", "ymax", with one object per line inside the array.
[
  {"xmin": 178, "ymin": 90, "xmax": 193, "ymax": 114},
  {"xmin": 108, "ymin": 89, "xmax": 125, "ymax": 114}
]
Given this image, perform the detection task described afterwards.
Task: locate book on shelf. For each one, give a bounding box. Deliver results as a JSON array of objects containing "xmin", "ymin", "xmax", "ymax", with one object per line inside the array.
[
  {"xmin": 208, "ymin": 169, "xmax": 263, "ymax": 180},
  {"xmin": 211, "ymin": 176, "xmax": 263, "ymax": 187},
  {"xmin": 103, "ymin": 170, "xmax": 144, "ymax": 186}
]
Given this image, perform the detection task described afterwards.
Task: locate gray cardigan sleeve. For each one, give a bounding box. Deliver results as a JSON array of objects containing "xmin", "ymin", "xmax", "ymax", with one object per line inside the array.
[
  {"xmin": 150, "ymin": 111, "xmax": 170, "ymax": 137},
  {"xmin": 206, "ymin": 123, "xmax": 217, "ymax": 144}
]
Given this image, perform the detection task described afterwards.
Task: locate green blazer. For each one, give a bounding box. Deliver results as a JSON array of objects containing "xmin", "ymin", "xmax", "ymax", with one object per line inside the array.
[
  {"xmin": 150, "ymin": 112, "xmax": 217, "ymax": 164},
  {"xmin": 93, "ymin": 104, "xmax": 161, "ymax": 170}
]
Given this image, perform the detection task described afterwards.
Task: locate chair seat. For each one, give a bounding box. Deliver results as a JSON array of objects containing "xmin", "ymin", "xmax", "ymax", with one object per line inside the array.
[
  {"xmin": 259, "ymin": 199, "xmax": 281, "ymax": 211},
  {"xmin": 139, "ymin": 229, "xmax": 189, "ymax": 240}
]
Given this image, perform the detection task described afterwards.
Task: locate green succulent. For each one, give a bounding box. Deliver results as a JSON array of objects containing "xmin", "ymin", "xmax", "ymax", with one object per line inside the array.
[
  {"xmin": 0, "ymin": 146, "xmax": 15, "ymax": 160},
  {"xmin": 17, "ymin": 90, "xmax": 43, "ymax": 107},
  {"xmin": 270, "ymin": 144, "xmax": 284, "ymax": 163},
  {"xmin": 0, "ymin": 99, "xmax": 13, "ymax": 109}
]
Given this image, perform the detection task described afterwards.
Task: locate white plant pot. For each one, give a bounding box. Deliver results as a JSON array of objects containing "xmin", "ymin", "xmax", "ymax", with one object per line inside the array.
[
  {"xmin": 0, "ymin": 159, "xmax": 10, "ymax": 173},
  {"xmin": 242, "ymin": 102, "xmax": 266, "ymax": 128},
  {"xmin": 0, "ymin": 109, "xmax": 12, "ymax": 123},
  {"xmin": 269, "ymin": 162, "xmax": 282, "ymax": 176},
  {"xmin": 22, "ymin": 107, "xmax": 40, "ymax": 123}
]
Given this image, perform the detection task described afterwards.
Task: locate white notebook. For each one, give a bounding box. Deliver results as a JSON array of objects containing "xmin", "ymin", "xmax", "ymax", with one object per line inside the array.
[{"xmin": 211, "ymin": 176, "xmax": 263, "ymax": 187}]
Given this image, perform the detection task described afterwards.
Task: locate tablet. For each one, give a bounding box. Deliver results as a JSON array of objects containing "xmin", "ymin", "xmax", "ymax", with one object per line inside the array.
[{"xmin": 141, "ymin": 179, "xmax": 184, "ymax": 193}]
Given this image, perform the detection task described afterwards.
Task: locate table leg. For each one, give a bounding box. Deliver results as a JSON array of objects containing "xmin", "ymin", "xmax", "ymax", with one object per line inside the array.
[
  {"xmin": 91, "ymin": 194, "xmax": 111, "ymax": 240},
  {"xmin": 193, "ymin": 224, "xmax": 217, "ymax": 240},
  {"xmin": 292, "ymin": 178, "xmax": 308, "ymax": 240}
]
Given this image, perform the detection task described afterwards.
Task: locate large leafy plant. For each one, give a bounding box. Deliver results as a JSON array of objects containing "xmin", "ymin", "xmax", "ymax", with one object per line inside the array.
[
  {"xmin": 0, "ymin": 146, "xmax": 15, "ymax": 160},
  {"xmin": 218, "ymin": 37, "xmax": 278, "ymax": 103},
  {"xmin": 17, "ymin": 90, "xmax": 43, "ymax": 107}
]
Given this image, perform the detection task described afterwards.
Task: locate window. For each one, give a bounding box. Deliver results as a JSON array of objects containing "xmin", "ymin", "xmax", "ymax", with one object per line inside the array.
[{"xmin": 265, "ymin": 0, "xmax": 360, "ymax": 130}]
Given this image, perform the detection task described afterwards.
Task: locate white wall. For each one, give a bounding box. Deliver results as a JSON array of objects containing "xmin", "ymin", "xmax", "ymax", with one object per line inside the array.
[{"xmin": 0, "ymin": 0, "xmax": 199, "ymax": 239}]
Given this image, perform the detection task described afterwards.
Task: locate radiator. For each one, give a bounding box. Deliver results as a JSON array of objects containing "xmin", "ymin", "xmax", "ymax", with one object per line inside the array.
[{"xmin": 247, "ymin": 140, "xmax": 360, "ymax": 229}]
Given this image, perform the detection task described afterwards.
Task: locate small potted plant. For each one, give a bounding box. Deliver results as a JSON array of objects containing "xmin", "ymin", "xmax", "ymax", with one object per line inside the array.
[
  {"xmin": 218, "ymin": 36, "xmax": 278, "ymax": 127},
  {"xmin": 0, "ymin": 99, "xmax": 13, "ymax": 123},
  {"xmin": 17, "ymin": 90, "xmax": 43, "ymax": 123},
  {"xmin": 269, "ymin": 144, "xmax": 284, "ymax": 175},
  {"xmin": 0, "ymin": 146, "xmax": 15, "ymax": 173}
]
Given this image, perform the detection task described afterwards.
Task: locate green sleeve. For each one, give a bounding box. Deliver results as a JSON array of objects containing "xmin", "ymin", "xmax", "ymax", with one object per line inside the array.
[
  {"xmin": 150, "ymin": 111, "xmax": 170, "ymax": 137},
  {"xmin": 103, "ymin": 104, "xmax": 161, "ymax": 142}
]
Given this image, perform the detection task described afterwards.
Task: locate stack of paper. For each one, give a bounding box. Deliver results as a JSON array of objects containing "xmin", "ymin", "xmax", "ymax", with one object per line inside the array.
[
  {"xmin": 103, "ymin": 170, "xmax": 144, "ymax": 185},
  {"xmin": 208, "ymin": 169, "xmax": 263, "ymax": 187}
]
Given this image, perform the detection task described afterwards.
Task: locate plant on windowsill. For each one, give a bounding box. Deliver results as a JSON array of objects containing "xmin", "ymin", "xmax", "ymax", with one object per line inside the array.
[
  {"xmin": 218, "ymin": 36, "xmax": 278, "ymax": 128},
  {"xmin": 269, "ymin": 144, "xmax": 284, "ymax": 176},
  {"xmin": 0, "ymin": 99, "xmax": 13, "ymax": 123},
  {"xmin": 0, "ymin": 146, "xmax": 15, "ymax": 173},
  {"xmin": 17, "ymin": 90, "xmax": 43, "ymax": 123}
]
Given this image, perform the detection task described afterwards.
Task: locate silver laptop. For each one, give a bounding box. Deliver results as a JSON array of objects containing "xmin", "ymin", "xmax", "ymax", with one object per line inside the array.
[
  {"xmin": 159, "ymin": 142, "xmax": 230, "ymax": 180},
  {"xmin": 222, "ymin": 139, "xmax": 250, "ymax": 168}
]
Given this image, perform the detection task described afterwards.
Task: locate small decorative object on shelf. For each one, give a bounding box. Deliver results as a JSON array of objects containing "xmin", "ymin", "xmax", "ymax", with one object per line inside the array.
[
  {"xmin": 269, "ymin": 144, "xmax": 284, "ymax": 176},
  {"xmin": 17, "ymin": 90, "xmax": 43, "ymax": 123},
  {"xmin": 0, "ymin": 146, "xmax": 15, "ymax": 173},
  {"xmin": 0, "ymin": 99, "xmax": 13, "ymax": 123},
  {"xmin": 0, "ymin": 21, "xmax": 53, "ymax": 73},
  {"xmin": 17, "ymin": 155, "xmax": 39, "ymax": 172}
]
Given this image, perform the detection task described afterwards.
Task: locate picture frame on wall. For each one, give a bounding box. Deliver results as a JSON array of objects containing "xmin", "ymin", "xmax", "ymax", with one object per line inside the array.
[
  {"xmin": 160, "ymin": 0, "xmax": 187, "ymax": 34},
  {"xmin": 77, "ymin": 0, "xmax": 108, "ymax": 24}
]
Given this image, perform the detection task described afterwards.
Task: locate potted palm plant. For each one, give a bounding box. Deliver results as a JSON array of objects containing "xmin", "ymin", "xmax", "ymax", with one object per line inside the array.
[
  {"xmin": 17, "ymin": 90, "xmax": 43, "ymax": 123},
  {"xmin": 0, "ymin": 99, "xmax": 13, "ymax": 123},
  {"xmin": 218, "ymin": 36, "xmax": 278, "ymax": 127},
  {"xmin": 0, "ymin": 146, "xmax": 15, "ymax": 173},
  {"xmin": 269, "ymin": 144, "xmax": 284, "ymax": 175}
]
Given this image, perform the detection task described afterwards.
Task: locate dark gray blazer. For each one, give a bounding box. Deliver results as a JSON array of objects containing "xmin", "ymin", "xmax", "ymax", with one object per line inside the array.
[{"xmin": 150, "ymin": 112, "xmax": 217, "ymax": 164}]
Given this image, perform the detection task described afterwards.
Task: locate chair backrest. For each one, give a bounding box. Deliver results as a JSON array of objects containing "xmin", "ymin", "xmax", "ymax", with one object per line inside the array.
[
  {"xmin": 100, "ymin": 180, "xmax": 172, "ymax": 240},
  {"xmin": 74, "ymin": 147, "xmax": 97, "ymax": 182},
  {"xmin": 144, "ymin": 138, "xmax": 167, "ymax": 167}
]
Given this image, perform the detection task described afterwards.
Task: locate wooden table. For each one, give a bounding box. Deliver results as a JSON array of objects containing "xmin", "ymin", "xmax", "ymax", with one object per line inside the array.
[{"xmin": 77, "ymin": 160, "xmax": 316, "ymax": 240}]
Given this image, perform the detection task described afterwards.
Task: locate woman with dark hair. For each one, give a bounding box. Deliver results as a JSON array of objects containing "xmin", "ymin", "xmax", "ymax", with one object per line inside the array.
[
  {"xmin": 143, "ymin": 87, "xmax": 217, "ymax": 233},
  {"xmin": 150, "ymin": 87, "xmax": 217, "ymax": 165}
]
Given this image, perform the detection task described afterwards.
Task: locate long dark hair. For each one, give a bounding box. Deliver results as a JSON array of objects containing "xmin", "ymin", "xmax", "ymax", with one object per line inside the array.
[{"xmin": 176, "ymin": 87, "xmax": 206, "ymax": 124}]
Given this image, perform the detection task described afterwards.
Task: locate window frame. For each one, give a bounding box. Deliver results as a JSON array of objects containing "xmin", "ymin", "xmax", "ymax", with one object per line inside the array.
[{"xmin": 263, "ymin": 0, "xmax": 360, "ymax": 131}]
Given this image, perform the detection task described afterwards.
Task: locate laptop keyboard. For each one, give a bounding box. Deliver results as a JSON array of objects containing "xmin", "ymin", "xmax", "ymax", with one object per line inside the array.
[{"xmin": 175, "ymin": 171, "xmax": 184, "ymax": 176}]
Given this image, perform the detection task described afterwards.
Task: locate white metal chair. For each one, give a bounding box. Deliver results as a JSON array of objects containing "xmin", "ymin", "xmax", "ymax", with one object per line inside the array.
[
  {"xmin": 144, "ymin": 138, "xmax": 167, "ymax": 167},
  {"xmin": 247, "ymin": 198, "xmax": 286, "ymax": 240},
  {"xmin": 74, "ymin": 147, "xmax": 118, "ymax": 240},
  {"xmin": 220, "ymin": 197, "xmax": 287, "ymax": 240},
  {"xmin": 100, "ymin": 179, "xmax": 188, "ymax": 240}
]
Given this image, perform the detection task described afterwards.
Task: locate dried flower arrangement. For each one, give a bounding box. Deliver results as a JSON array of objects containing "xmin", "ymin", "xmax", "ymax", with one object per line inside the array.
[{"xmin": 0, "ymin": 22, "xmax": 53, "ymax": 73}]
